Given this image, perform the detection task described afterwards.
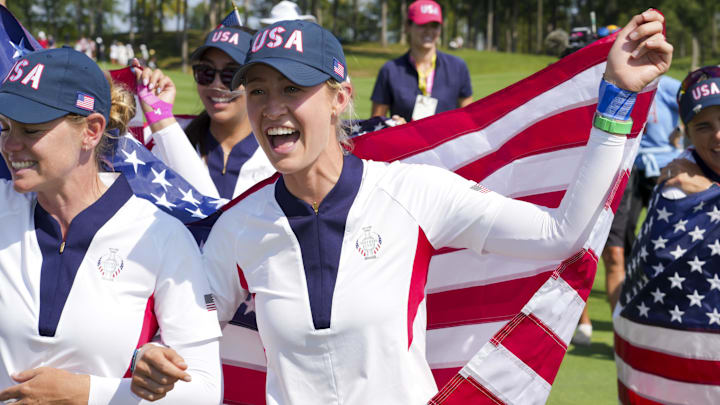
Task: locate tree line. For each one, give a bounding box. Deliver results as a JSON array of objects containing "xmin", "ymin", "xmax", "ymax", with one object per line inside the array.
[{"xmin": 5, "ymin": 0, "xmax": 719, "ymax": 67}]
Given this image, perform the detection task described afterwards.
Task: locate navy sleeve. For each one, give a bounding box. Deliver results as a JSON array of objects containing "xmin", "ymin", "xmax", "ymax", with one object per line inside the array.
[
  {"xmin": 0, "ymin": 159, "xmax": 9, "ymax": 180},
  {"xmin": 370, "ymin": 63, "xmax": 393, "ymax": 105},
  {"xmin": 458, "ymin": 59, "xmax": 473, "ymax": 99}
]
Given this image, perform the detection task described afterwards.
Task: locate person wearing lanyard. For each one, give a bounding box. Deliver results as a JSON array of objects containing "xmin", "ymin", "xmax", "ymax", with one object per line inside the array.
[{"xmin": 370, "ymin": 0, "xmax": 473, "ymax": 123}]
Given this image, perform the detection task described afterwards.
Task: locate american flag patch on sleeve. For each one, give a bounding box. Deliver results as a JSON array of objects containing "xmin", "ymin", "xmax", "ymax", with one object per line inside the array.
[
  {"xmin": 75, "ymin": 92, "xmax": 95, "ymax": 111},
  {"xmin": 204, "ymin": 294, "xmax": 217, "ymax": 311}
]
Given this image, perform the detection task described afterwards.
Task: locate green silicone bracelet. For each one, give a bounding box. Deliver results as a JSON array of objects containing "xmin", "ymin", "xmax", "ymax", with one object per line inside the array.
[{"xmin": 593, "ymin": 113, "xmax": 633, "ymax": 135}]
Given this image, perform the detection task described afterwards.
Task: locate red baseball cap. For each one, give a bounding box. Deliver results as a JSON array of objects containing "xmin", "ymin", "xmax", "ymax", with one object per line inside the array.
[{"xmin": 408, "ymin": 0, "xmax": 442, "ymax": 25}]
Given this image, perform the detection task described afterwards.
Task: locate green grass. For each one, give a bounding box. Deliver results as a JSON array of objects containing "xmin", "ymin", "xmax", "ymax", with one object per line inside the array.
[{"xmin": 107, "ymin": 45, "xmax": 659, "ymax": 404}]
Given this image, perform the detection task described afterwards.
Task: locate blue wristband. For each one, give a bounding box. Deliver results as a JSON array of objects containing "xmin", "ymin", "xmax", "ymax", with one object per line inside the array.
[{"xmin": 597, "ymin": 79, "xmax": 637, "ymax": 121}]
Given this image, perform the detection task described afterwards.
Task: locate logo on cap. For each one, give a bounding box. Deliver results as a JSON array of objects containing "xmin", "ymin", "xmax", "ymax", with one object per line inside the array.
[
  {"xmin": 333, "ymin": 58, "xmax": 344, "ymax": 78},
  {"xmin": 211, "ymin": 30, "xmax": 242, "ymax": 46},
  {"xmin": 5, "ymin": 60, "xmax": 45, "ymax": 89},
  {"xmin": 692, "ymin": 82, "xmax": 720, "ymax": 101},
  {"xmin": 420, "ymin": 4, "xmax": 440, "ymax": 15},
  {"xmin": 251, "ymin": 26, "xmax": 304, "ymax": 53},
  {"xmin": 75, "ymin": 92, "xmax": 95, "ymax": 111}
]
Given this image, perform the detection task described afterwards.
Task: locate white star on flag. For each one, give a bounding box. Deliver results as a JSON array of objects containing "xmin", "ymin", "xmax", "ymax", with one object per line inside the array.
[
  {"xmin": 688, "ymin": 226, "xmax": 706, "ymax": 242},
  {"xmin": 210, "ymin": 198, "xmax": 229, "ymax": 210},
  {"xmin": 687, "ymin": 290, "xmax": 705, "ymax": 307},
  {"xmin": 373, "ymin": 123, "xmax": 386, "ymax": 132},
  {"xmin": 651, "ymin": 262, "xmax": 665, "ymax": 277},
  {"xmin": 121, "ymin": 149, "xmax": 146, "ymax": 174},
  {"xmin": 656, "ymin": 206, "xmax": 672, "ymax": 222},
  {"xmin": 692, "ymin": 201, "xmax": 705, "ymax": 213},
  {"xmin": 669, "ymin": 244, "xmax": 687, "ymax": 260},
  {"xmin": 639, "ymin": 245, "xmax": 649, "ymax": 261},
  {"xmin": 651, "ymin": 235, "xmax": 668, "ymax": 250},
  {"xmin": 9, "ymin": 38, "xmax": 27, "ymax": 59},
  {"xmin": 708, "ymin": 239, "xmax": 720, "ymax": 256},
  {"xmin": 650, "ymin": 287, "xmax": 666, "ymax": 303},
  {"xmin": 151, "ymin": 193, "xmax": 176, "ymax": 209},
  {"xmin": 185, "ymin": 207, "xmax": 206, "ymax": 219},
  {"xmin": 351, "ymin": 123, "xmax": 361, "ymax": 134},
  {"xmin": 669, "ymin": 305, "xmax": 685, "ymax": 323},
  {"xmin": 707, "ymin": 274, "xmax": 720, "ymax": 291},
  {"xmin": 707, "ymin": 205, "xmax": 720, "ymax": 223},
  {"xmin": 687, "ymin": 256, "xmax": 706, "ymax": 273},
  {"xmin": 668, "ymin": 272, "xmax": 686, "ymax": 289},
  {"xmin": 243, "ymin": 295, "xmax": 256, "ymax": 315},
  {"xmin": 707, "ymin": 308, "xmax": 720, "ymax": 326},
  {"xmin": 179, "ymin": 188, "xmax": 201, "ymax": 206},
  {"xmin": 673, "ymin": 218, "xmax": 688, "ymax": 233},
  {"xmin": 636, "ymin": 302, "xmax": 650, "ymax": 317},
  {"xmin": 151, "ymin": 168, "xmax": 172, "ymax": 191}
]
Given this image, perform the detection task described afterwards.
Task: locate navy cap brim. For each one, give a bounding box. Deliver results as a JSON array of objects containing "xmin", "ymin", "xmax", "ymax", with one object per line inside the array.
[
  {"xmin": 190, "ymin": 45, "xmax": 245, "ymax": 65},
  {"xmin": 0, "ymin": 92, "xmax": 70, "ymax": 124},
  {"xmin": 232, "ymin": 58, "xmax": 331, "ymax": 90}
]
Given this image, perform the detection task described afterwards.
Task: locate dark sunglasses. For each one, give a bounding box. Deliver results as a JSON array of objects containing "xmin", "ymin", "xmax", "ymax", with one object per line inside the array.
[
  {"xmin": 192, "ymin": 64, "xmax": 240, "ymax": 88},
  {"xmin": 678, "ymin": 65, "xmax": 720, "ymax": 103}
]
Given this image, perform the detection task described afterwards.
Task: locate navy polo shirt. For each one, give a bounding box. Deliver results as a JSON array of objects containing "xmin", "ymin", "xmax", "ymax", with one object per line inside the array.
[{"xmin": 370, "ymin": 51, "xmax": 472, "ymax": 122}]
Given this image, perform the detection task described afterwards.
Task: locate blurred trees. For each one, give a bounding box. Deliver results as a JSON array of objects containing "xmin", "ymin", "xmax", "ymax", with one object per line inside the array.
[{"xmin": 5, "ymin": 0, "xmax": 719, "ymax": 65}]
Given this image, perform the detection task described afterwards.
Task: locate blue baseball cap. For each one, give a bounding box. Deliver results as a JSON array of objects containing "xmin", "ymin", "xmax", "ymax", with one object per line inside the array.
[
  {"xmin": 231, "ymin": 20, "xmax": 347, "ymax": 89},
  {"xmin": 191, "ymin": 27, "xmax": 254, "ymax": 65},
  {"xmin": 679, "ymin": 77, "xmax": 720, "ymax": 125},
  {"xmin": 0, "ymin": 47, "xmax": 109, "ymax": 124}
]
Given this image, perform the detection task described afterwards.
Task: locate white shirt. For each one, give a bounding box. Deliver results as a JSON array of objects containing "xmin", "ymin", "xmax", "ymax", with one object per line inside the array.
[
  {"xmin": 203, "ymin": 128, "xmax": 625, "ymax": 405},
  {"xmin": 0, "ymin": 174, "xmax": 222, "ymax": 403}
]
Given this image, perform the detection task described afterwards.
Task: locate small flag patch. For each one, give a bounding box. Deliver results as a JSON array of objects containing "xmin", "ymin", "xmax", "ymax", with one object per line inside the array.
[
  {"xmin": 333, "ymin": 58, "xmax": 345, "ymax": 79},
  {"xmin": 204, "ymin": 294, "xmax": 217, "ymax": 311},
  {"xmin": 75, "ymin": 92, "xmax": 95, "ymax": 111}
]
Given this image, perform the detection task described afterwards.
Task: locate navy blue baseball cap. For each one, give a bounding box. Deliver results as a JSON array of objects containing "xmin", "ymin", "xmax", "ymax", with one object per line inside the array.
[
  {"xmin": 191, "ymin": 27, "xmax": 254, "ymax": 65},
  {"xmin": 679, "ymin": 75, "xmax": 720, "ymax": 125},
  {"xmin": 231, "ymin": 20, "xmax": 347, "ymax": 89},
  {"xmin": 0, "ymin": 47, "xmax": 110, "ymax": 124}
]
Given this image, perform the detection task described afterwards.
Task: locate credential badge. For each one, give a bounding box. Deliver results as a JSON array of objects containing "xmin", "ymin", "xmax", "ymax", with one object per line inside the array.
[
  {"xmin": 356, "ymin": 226, "xmax": 382, "ymax": 260},
  {"xmin": 97, "ymin": 248, "xmax": 124, "ymax": 281}
]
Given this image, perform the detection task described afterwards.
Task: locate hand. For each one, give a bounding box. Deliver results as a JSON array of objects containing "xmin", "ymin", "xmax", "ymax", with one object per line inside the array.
[
  {"xmin": 131, "ymin": 344, "xmax": 191, "ymax": 401},
  {"xmin": 604, "ymin": 9, "xmax": 673, "ymax": 92},
  {"xmin": 0, "ymin": 367, "xmax": 90, "ymax": 404},
  {"xmin": 390, "ymin": 114, "xmax": 407, "ymax": 126},
  {"xmin": 658, "ymin": 158, "xmax": 713, "ymax": 195},
  {"xmin": 131, "ymin": 58, "xmax": 177, "ymax": 131}
]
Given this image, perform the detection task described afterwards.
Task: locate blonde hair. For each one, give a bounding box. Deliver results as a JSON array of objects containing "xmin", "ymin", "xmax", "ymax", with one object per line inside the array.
[
  {"xmin": 67, "ymin": 80, "xmax": 136, "ymax": 169},
  {"xmin": 326, "ymin": 79, "xmax": 355, "ymax": 151}
]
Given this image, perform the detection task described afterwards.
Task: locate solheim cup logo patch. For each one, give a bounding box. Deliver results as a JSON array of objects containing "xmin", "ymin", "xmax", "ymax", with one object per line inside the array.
[
  {"xmin": 97, "ymin": 248, "xmax": 124, "ymax": 281},
  {"xmin": 356, "ymin": 226, "xmax": 382, "ymax": 260}
]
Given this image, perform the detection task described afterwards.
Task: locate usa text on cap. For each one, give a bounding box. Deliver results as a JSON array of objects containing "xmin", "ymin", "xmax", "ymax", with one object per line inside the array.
[
  {"xmin": 191, "ymin": 27, "xmax": 254, "ymax": 65},
  {"xmin": 408, "ymin": 0, "xmax": 443, "ymax": 25}
]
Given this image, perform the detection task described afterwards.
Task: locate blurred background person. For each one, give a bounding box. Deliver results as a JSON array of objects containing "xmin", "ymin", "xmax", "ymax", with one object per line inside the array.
[{"xmin": 371, "ymin": 0, "xmax": 472, "ymax": 123}]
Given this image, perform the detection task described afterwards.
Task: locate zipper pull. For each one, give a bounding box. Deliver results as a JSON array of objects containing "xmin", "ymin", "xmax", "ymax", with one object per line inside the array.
[
  {"xmin": 59, "ymin": 241, "xmax": 66, "ymax": 254},
  {"xmin": 312, "ymin": 201, "xmax": 319, "ymax": 214}
]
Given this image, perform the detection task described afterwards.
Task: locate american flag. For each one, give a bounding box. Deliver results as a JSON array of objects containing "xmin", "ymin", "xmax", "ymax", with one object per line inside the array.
[
  {"xmin": 204, "ymin": 294, "xmax": 218, "ymax": 311},
  {"xmin": 75, "ymin": 92, "xmax": 95, "ymax": 111},
  {"xmin": 614, "ymin": 150, "xmax": 720, "ymax": 404},
  {"xmin": 197, "ymin": 33, "xmax": 659, "ymax": 404},
  {"xmin": 217, "ymin": 8, "xmax": 242, "ymax": 29},
  {"xmin": 333, "ymin": 57, "xmax": 345, "ymax": 79}
]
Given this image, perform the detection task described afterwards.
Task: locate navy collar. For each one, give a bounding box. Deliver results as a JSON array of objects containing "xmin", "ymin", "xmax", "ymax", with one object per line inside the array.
[
  {"xmin": 692, "ymin": 149, "xmax": 720, "ymax": 184},
  {"xmin": 275, "ymin": 154, "xmax": 363, "ymax": 216},
  {"xmin": 35, "ymin": 173, "xmax": 133, "ymax": 337},
  {"xmin": 205, "ymin": 130, "xmax": 259, "ymax": 199}
]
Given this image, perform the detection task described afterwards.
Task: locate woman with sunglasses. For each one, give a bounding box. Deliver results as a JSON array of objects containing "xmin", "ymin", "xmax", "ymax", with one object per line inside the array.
[
  {"xmin": 0, "ymin": 48, "xmax": 221, "ymax": 404},
  {"xmin": 613, "ymin": 65, "xmax": 720, "ymax": 403},
  {"xmin": 133, "ymin": 11, "xmax": 671, "ymax": 404},
  {"xmin": 134, "ymin": 26, "xmax": 275, "ymax": 201}
]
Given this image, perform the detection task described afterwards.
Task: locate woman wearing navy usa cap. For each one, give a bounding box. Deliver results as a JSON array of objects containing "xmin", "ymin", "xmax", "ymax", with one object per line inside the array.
[
  {"xmin": 136, "ymin": 12, "xmax": 671, "ymax": 404},
  {"xmin": 0, "ymin": 47, "xmax": 222, "ymax": 403},
  {"xmin": 133, "ymin": 26, "xmax": 276, "ymax": 202}
]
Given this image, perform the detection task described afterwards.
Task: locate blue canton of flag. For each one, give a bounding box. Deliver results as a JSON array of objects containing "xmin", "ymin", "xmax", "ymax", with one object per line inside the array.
[
  {"xmin": 0, "ymin": 5, "xmax": 41, "ymax": 180},
  {"xmin": 620, "ymin": 181, "xmax": 720, "ymax": 331},
  {"xmin": 217, "ymin": 8, "xmax": 242, "ymax": 28},
  {"xmin": 108, "ymin": 135, "xmax": 226, "ymax": 230}
]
